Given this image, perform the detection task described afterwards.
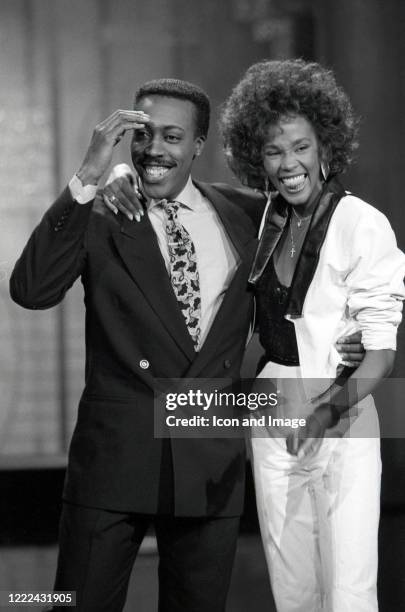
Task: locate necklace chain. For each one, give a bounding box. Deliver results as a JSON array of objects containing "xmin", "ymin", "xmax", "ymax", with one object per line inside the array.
[
  {"xmin": 291, "ymin": 206, "xmax": 312, "ymax": 227},
  {"xmin": 289, "ymin": 221, "xmax": 296, "ymax": 258},
  {"xmin": 289, "ymin": 209, "xmax": 313, "ymax": 258}
]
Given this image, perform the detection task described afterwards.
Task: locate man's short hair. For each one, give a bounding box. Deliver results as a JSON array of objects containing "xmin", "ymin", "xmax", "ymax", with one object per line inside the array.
[{"xmin": 134, "ymin": 78, "xmax": 210, "ymax": 138}]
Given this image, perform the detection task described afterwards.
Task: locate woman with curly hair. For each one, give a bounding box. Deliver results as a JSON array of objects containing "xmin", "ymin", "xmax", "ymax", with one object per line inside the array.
[{"xmin": 221, "ymin": 59, "xmax": 405, "ymax": 611}]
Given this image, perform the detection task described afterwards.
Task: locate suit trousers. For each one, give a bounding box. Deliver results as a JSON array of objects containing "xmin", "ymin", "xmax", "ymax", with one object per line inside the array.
[{"xmin": 52, "ymin": 501, "xmax": 240, "ymax": 612}]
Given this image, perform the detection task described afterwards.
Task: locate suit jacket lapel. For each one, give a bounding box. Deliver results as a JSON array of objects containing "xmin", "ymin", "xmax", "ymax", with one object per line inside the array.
[
  {"xmin": 111, "ymin": 214, "xmax": 196, "ymax": 361},
  {"xmin": 110, "ymin": 180, "xmax": 258, "ymax": 370},
  {"xmin": 248, "ymin": 196, "xmax": 288, "ymax": 285},
  {"xmin": 195, "ymin": 181, "xmax": 254, "ymax": 260},
  {"xmin": 186, "ymin": 181, "xmax": 258, "ymax": 376},
  {"xmin": 286, "ymin": 177, "xmax": 345, "ymax": 315},
  {"xmin": 247, "ymin": 177, "xmax": 345, "ymax": 316}
]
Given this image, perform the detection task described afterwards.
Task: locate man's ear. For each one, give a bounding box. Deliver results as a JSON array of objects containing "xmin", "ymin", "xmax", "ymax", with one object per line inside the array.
[{"xmin": 193, "ymin": 136, "xmax": 206, "ymax": 159}]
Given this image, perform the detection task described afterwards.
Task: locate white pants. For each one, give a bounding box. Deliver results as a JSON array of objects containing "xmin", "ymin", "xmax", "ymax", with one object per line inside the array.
[{"xmin": 250, "ymin": 364, "xmax": 381, "ymax": 612}]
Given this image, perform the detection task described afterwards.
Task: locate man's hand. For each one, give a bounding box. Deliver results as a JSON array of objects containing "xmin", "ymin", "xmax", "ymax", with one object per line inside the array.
[
  {"xmin": 76, "ymin": 110, "xmax": 149, "ymax": 186},
  {"xmin": 336, "ymin": 331, "xmax": 365, "ymax": 366},
  {"xmin": 103, "ymin": 164, "xmax": 144, "ymax": 222}
]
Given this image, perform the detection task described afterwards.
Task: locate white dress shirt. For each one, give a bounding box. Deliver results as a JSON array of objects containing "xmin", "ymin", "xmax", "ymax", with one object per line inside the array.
[
  {"xmin": 69, "ymin": 173, "xmax": 239, "ymax": 350},
  {"xmin": 147, "ymin": 177, "xmax": 238, "ymax": 348}
]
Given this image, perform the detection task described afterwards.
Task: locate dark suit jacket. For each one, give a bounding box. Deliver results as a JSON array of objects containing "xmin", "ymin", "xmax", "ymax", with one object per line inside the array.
[{"xmin": 10, "ymin": 180, "xmax": 265, "ymax": 517}]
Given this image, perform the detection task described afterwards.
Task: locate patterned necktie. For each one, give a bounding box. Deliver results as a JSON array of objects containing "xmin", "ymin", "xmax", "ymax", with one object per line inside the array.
[{"xmin": 161, "ymin": 199, "xmax": 201, "ymax": 350}]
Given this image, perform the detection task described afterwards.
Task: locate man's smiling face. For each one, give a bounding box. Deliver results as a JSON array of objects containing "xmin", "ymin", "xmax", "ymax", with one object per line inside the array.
[{"xmin": 131, "ymin": 95, "xmax": 205, "ymax": 201}]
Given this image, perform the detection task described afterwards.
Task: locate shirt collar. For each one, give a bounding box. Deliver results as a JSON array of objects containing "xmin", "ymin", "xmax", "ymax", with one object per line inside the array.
[{"xmin": 148, "ymin": 176, "xmax": 202, "ymax": 212}]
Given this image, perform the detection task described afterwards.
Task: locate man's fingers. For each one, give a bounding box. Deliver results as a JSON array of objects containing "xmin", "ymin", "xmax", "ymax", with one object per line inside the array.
[
  {"xmin": 336, "ymin": 342, "xmax": 364, "ymax": 353},
  {"xmin": 336, "ymin": 331, "xmax": 362, "ymax": 345},
  {"xmin": 96, "ymin": 110, "xmax": 150, "ymax": 149},
  {"xmin": 99, "ymin": 110, "xmax": 150, "ymax": 131},
  {"xmin": 109, "ymin": 121, "xmax": 148, "ymax": 147},
  {"xmin": 339, "ymin": 351, "xmax": 364, "ymax": 364},
  {"xmin": 336, "ymin": 336, "xmax": 364, "ymax": 366},
  {"xmin": 337, "ymin": 349, "xmax": 364, "ymax": 363},
  {"xmin": 102, "ymin": 111, "xmax": 150, "ymax": 138},
  {"xmin": 78, "ymin": 111, "xmax": 151, "ymax": 186}
]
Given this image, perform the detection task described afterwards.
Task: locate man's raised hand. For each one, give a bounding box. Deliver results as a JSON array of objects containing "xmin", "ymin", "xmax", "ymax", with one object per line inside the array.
[{"xmin": 76, "ymin": 110, "xmax": 149, "ymax": 186}]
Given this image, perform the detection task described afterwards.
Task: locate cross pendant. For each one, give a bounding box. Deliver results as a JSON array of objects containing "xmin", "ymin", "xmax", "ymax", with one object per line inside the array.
[{"xmin": 290, "ymin": 245, "xmax": 296, "ymax": 258}]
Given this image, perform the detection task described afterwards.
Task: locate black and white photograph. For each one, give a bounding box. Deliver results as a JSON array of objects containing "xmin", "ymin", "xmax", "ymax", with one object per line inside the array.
[{"xmin": 1, "ymin": 1, "xmax": 405, "ymax": 611}]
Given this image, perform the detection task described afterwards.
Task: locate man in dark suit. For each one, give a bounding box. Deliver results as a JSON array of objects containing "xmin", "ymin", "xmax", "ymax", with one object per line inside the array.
[{"xmin": 10, "ymin": 79, "xmax": 265, "ymax": 612}]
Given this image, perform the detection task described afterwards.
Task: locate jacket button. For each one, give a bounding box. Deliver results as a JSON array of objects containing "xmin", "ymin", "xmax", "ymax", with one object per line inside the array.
[
  {"xmin": 139, "ymin": 359, "xmax": 149, "ymax": 369},
  {"xmin": 223, "ymin": 359, "xmax": 231, "ymax": 369}
]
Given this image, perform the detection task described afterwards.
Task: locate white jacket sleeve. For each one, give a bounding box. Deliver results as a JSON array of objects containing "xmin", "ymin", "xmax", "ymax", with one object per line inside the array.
[{"xmin": 345, "ymin": 208, "xmax": 405, "ymax": 350}]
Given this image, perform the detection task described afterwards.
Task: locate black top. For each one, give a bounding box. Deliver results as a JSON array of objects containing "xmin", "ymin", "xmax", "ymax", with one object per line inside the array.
[
  {"xmin": 249, "ymin": 177, "xmax": 346, "ymax": 317},
  {"xmin": 255, "ymin": 257, "xmax": 300, "ymax": 367}
]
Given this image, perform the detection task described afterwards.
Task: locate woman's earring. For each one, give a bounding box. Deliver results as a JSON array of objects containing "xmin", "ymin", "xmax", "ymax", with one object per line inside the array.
[{"xmin": 320, "ymin": 161, "xmax": 330, "ymax": 181}]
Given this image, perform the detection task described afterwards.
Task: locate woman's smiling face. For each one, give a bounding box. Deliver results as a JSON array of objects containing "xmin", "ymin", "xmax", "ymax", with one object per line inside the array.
[{"xmin": 262, "ymin": 115, "xmax": 323, "ymax": 213}]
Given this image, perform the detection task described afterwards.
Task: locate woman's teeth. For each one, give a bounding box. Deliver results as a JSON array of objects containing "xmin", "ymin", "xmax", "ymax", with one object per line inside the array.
[{"xmin": 281, "ymin": 174, "xmax": 306, "ymax": 191}]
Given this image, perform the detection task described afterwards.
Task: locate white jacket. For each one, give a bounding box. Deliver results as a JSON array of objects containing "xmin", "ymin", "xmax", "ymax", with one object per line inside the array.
[{"xmin": 288, "ymin": 194, "xmax": 405, "ymax": 379}]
